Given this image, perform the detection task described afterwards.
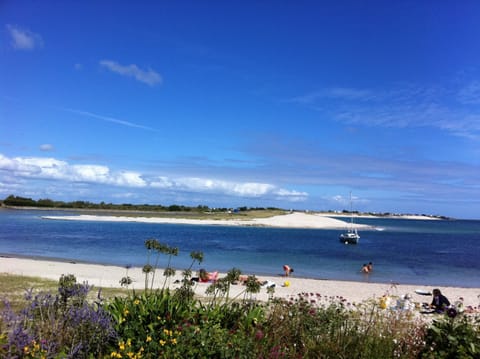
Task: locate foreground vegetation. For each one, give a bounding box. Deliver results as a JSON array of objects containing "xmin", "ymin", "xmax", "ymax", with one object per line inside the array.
[{"xmin": 1, "ymin": 241, "xmax": 479, "ymax": 358}]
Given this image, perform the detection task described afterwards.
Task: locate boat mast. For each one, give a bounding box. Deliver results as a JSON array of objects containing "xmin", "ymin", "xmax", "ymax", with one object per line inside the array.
[{"xmin": 349, "ymin": 191, "xmax": 354, "ymax": 232}]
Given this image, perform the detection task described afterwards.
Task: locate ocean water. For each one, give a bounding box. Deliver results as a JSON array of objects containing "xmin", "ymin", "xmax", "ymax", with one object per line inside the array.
[{"xmin": 0, "ymin": 208, "xmax": 479, "ymax": 288}]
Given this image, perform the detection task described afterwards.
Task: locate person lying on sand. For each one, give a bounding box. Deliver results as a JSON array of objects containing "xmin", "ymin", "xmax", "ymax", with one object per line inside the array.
[
  {"xmin": 191, "ymin": 268, "xmax": 218, "ymax": 283},
  {"xmin": 234, "ymin": 275, "xmax": 276, "ymax": 288}
]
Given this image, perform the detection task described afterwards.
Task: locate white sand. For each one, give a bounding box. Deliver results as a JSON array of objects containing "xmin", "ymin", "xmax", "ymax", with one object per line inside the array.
[
  {"xmin": 42, "ymin": 212, "xmax": 372, "ymax": 230},
  {"xmin": 1, "ymin": 257, "xmax": 479, "ymax": 311}
]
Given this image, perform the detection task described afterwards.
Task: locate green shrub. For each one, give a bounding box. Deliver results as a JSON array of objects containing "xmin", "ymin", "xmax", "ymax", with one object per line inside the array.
[
  {"xmin": 105, "ymin": 287, "xmax": 265, "ymax": 358},
  {"xmin": 421, "ymin": 313, "xmax": 480, "ymax": 358}
]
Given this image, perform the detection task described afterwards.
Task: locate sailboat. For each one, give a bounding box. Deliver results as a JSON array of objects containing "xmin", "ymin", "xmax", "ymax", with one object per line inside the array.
[{"xmin": 339, "ymin": 192, "xmax": 360, "ymax": 244}]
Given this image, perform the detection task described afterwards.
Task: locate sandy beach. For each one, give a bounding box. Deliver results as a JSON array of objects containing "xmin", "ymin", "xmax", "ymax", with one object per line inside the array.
[
  {"xmin": 1, "ymin": 256, "xmax": 479, "ymax": 312},
  {"xmin": 42, "ymin": 211, "xmax": 374, "ymax": 229}
]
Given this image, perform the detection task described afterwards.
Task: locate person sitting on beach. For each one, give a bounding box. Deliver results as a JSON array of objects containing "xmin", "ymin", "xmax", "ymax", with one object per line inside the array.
[
  {"xmin": 283, "ymin": 265, "xmax": 294, "ymax": 277},
  {"xmin": 430, "ymin": 288, "xmax": 450, "ymax": 313},
  {"xmin": 361, "ymin": 263, "xmax": 370, "ymax": 273}
]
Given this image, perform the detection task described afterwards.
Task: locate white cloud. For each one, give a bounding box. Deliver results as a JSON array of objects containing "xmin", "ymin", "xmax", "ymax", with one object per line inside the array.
[
  {"xmin": 290, "ymin": 87, "xmax": 375, "ymax": 104},
  {"xmin": 99, "ymin": 60, "xmax": 162, "ymax": 86},
  {"xmin": 274, "ymin": 188, "xmax": 308, "ymax": 201},
  {"xmin": 39, "ymin": 144, "xmax": 54, "ymax": 152},
  {"xmin": 70, "ymin": 164, "xmax": 110, "ymax": 183},
  {"xmin": 290, "ymin": 83, "xmax": 480, "ymax": 140},
  {"xmin": 154, "ymin": 177, "xmax": 278, "ymax": 197},
  {"xmin": 114, "ymin": 171, "xmax": 147, "ymax": 187},
  {"xmin": 6, "ymin": 24, "xmax": 43, "ymax": 50},
  {"xmin": 0, "ymin": 154, "xmax": 305, "ymax": 202},
  {"xmin": 0, "ymin": 155, "xmax": 145, "ymax": 188},
  {"xmin": 232, "ymin": 182, "xmax": 274, "ymax": 196},
  {"xmin": 150, "ymin": 176, "xmax": 174, "ymax": 189},
  {"xmin": 457, "ymin": 81, "xmax": 480, "ymax": 105}
]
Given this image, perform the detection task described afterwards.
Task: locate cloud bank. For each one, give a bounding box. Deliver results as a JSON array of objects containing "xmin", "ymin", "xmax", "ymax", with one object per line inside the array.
[{"xmin": 0, "ymin": 154, "xmax": 307, "ymax": 203}]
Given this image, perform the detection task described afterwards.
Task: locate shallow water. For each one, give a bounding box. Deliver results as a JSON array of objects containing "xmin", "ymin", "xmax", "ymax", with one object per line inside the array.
[{"xmin": 1, "ymin": 209, "xmax": 479, "ymax": 287}]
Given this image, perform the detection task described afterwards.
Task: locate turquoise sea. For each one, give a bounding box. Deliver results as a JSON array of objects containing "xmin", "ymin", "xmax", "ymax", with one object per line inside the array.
[{"xmin": 0, "ymin": 208, "xmax": 479, "ymax": 287}]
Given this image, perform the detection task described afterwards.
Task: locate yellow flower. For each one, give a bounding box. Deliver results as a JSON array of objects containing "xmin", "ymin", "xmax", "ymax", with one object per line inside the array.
[
  {"xmin": 119, "ymin": 341, "xmax": 126, "ymax": 351},
  {"xmin": 127, "ymin": 352, "xmax": 134, "ymax": 358},
  {"xmin": 134, "ymin": 299, "xmax": 140, "ymax": 305},
  {"xmin": 146, "ymin": 336, "xmax": 152, "ymax": 342},
  {"xmin": 24, "ymin": 346, "xmax": 30, "ymax": 354},
  {"xmin": 110, "ymin": 351, "xmax": 119, "ymax": 358},
  {"xmin": 170, "ymin": 338, "xmax": 177, "ymax": 345},
  {"xmin": 159, "ymin": 339, "xmax": 166, "ymax": 346},
  {"xmin": 123, "ymin": 309, "xmax": 129, "ymax": 316},
  {"xmin": 126, "ymin": 338, "xmax": 132, "ymax": 347}
]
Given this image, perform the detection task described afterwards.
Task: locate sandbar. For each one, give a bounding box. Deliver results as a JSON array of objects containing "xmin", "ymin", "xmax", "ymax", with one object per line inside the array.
[{"xmin": 42, "ymin": 212, "xmax": 373, "ymax": 230}]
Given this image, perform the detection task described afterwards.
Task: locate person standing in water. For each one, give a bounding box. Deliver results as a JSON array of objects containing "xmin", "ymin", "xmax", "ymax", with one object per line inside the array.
[
  {"xmin": 361, "ymin": 263, "xmax": 370, "ymax": 273},
  {"xmin": 283, "ymin": 265, "xmax": 294, "ymax": 277}
]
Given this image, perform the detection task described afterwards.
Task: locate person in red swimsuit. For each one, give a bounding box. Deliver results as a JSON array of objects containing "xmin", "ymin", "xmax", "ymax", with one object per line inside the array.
[{"xmin": 283, "ymin": 265, "xmax": 294, "ymax": 277}]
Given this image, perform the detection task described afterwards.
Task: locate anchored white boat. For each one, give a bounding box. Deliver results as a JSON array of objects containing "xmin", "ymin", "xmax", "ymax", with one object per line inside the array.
[{"xmin": 339, "ymin": 192, "xmax": 360, "ymax": 244}]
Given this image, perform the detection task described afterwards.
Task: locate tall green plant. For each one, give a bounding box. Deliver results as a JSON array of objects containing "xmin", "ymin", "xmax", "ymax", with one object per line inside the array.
[
  {"xmin": 174, "ymin": 251, "xmax": 204, "ymax": 303},
  {"xmin": 421, "ymin": 313, "xmax": 480, "ymax": 358}
]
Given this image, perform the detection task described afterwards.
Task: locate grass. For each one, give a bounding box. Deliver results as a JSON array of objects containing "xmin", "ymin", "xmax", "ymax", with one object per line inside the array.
[
  {"xmin": 79, "ymin": 209, "xmax": 288, "ymax": 220},
  {"xmin": 0, "ymin": 273, "xmax": 128, "ymax": 312}
]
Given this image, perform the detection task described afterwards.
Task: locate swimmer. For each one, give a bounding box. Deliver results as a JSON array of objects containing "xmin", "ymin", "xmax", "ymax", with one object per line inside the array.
[{"xmin": 361, "ymin": 263, "xmax": 370, "ymax": 273}]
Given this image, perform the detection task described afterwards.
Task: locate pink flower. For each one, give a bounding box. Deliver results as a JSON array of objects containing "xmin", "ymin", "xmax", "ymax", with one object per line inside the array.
[{"xmin": 255, "ymin": 330, "xmax": 264, "ymax": 340}]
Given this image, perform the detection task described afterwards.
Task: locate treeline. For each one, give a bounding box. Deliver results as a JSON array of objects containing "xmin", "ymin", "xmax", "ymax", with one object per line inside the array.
[{"xmin": 0, "ymin": 195, "xmax": 279, "ymax": 213}]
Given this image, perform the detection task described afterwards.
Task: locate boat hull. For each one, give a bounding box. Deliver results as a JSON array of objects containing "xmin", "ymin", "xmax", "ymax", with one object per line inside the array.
[{"xmin": 339, "ymin": 233, "xmax": 360, "ymax": 244}]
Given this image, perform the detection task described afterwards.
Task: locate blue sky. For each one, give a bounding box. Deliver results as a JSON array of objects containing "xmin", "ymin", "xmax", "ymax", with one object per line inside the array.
[{"xmin": 1, "ymin": 1, "xmax": 480, "ymax": 218}]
